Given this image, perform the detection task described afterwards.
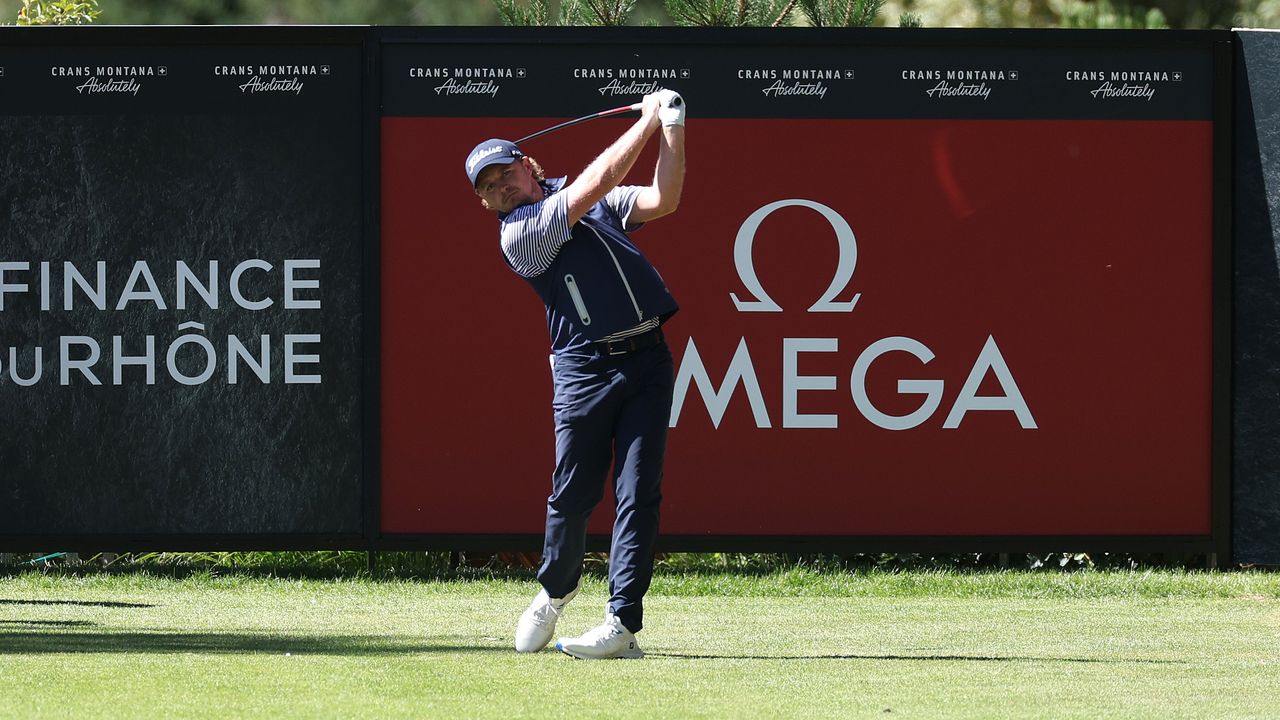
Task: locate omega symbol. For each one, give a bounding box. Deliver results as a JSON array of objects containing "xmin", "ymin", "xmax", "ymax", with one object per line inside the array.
[{"xmin": 730, "ymin": 199, "xmax": 861, "ymax": 313}]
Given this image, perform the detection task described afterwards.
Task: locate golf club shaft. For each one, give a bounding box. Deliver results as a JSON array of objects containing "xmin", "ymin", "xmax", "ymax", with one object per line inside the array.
[{"xmin": 515, "ymin": 103, "xmax": 644, "ymax": 145}]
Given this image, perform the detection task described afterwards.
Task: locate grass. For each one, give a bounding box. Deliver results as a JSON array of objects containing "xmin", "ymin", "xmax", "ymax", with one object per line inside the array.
[{"xmin": 1, "ymin": 565, "xmax": 1278, "ymax": 719}]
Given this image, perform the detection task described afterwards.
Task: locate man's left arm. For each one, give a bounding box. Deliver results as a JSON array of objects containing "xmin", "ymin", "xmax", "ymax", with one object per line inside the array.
[{"xmin": 629, "ymin": 92, "xmax": 686, "ymax": 224}]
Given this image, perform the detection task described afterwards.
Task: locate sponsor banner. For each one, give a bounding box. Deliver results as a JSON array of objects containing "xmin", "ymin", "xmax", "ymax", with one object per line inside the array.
[
  {"xmin": 382, "ymin": 105, "xmax": 1214, "ymax": 535},
  {"xmin": 382, "ymin": 41, "xmax": 1212, "ymax": 120},
  {"xmin": 0, "ymin": 45, "xmax": 356, "ymax": 114},
  {"xmin": 0, "ymin": 34, "xmax": 365, "ymax": 535},
  {"xmin": 1233, "ymin": 31, "xmax": 1280, "ymax": 564},
  {"xmin": 382, "ymin": 34, "xmax": 1218, "ymax": 539}
]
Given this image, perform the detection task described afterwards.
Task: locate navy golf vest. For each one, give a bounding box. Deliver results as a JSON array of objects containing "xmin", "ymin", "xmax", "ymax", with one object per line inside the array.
[{"xmin": 503, "ymin": 177, "xmax": 679, "ymax": 354}]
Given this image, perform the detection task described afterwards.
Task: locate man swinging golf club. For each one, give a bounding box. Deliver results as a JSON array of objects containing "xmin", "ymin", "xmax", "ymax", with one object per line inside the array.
[{"xmin": 465, "ymin": 88, "xmax": 686, "ymax": 659}]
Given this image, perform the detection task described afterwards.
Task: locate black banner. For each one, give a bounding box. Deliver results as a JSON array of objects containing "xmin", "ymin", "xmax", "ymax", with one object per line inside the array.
[
  {"xmin": 383, "ymin": 30, "xmax": 1214, "ymax": 120},
  {"xmin": 0, "ymin": 30, "xmax": 366, "ymax": 536},
  {"xmin": 0, "ymin": 45, "xmax": 357, "ymax": 114}
]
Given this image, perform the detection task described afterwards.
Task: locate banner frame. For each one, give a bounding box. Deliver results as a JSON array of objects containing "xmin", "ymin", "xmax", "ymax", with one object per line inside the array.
[{"xmin": 374, "ymin": 26, "xmax": 1233, "ymax": 557}]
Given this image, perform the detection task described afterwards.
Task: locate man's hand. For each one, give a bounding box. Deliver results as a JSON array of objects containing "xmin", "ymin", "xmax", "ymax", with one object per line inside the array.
[
  {"xmin": 656, "ymin": 89, "xmax": 685, "ymax": 128},
  {"xmin": 640, "ymin": 91, "xmax": 664, "ymax": 128}
]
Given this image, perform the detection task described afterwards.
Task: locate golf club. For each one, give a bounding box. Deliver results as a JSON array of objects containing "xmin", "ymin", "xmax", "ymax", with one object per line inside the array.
[{"xmin": 515, "ymin": 102, "xmax": 644, "ymax": 145}]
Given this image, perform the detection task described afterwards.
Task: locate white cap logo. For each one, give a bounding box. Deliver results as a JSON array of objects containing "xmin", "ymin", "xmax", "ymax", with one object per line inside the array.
[{"xmin": 467, "ymin": 145, "xmax": 506, "ymax": 174}]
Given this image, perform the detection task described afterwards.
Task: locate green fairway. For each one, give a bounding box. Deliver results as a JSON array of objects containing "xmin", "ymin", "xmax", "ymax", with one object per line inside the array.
[{"xmin": 1, "ymin": 568, "xmax": 1277, "ymax": 719}]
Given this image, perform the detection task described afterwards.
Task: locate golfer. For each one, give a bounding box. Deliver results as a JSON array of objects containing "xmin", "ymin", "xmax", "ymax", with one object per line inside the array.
[{"xmin": 465, "ymin": 89, "xmax": 686, "ymax": 659}]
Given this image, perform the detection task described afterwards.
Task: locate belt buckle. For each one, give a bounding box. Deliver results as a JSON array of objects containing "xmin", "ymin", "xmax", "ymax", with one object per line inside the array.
[{"xmin": 606, "ymin": 340, "xmax": 628, "ymax": 356}]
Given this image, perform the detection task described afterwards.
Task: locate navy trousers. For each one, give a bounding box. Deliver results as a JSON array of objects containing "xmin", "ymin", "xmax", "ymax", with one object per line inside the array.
[{"xmin": 537, "ymin": 340, "xmax": 674, "ymax": 634}]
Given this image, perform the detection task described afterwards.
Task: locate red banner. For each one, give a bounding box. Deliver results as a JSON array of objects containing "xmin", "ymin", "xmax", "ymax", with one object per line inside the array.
[{"xmin": 381, "ymin": 116, "xmax": 1213, "ymax": 537}]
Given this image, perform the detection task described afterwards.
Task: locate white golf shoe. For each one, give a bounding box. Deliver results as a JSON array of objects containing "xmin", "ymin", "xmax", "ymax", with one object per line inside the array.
[
  {"xmin": 515, "ymin": 584, "xmax": 579, "ymax": 653},
  {"xmin": 555, "ymin": 612, "xmax": 644, "ymax": 660}
]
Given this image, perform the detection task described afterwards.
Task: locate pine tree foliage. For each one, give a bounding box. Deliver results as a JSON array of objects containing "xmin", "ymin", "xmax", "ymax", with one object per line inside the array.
[
  {"xmin": 494, "ymin": 0, "xmax": 565, "ymax": 25},
  {"xmin": 663, "ymin": 0, "xmax": 800, "ymax": 27},
  {"xmin": 799, "ymin": 0, "xmax": 885, "ymax": 27},
  {"xmin": 899, "ymin": 10, "xmax": 922, "ymax": 26},
  {"xmin": 1052, "ymin": 0, "xmax": 1167, "ymax": 28},
  {"xmin": 96, "ymin": 0, "xmax": 496, "ymax": 26},
  {"xmin": 16, "ymin": 0, "xmax": 100, "ymax": 25},
  {"xmin": 567, "ymin": 0, "xmax": 640, "ymax": 25}
]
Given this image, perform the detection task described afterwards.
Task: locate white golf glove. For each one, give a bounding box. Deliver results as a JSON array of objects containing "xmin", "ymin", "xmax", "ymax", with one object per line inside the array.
[{"xmin": 657, "ymin": 89, "xmax": 685, "ymax": 128}]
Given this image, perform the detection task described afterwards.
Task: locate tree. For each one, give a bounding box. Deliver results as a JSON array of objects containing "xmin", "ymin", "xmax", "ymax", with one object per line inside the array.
[
  {"xmin": 494, "ymin": 0, "xmax": 570, "ymax": 25},
  {"xmin": 663, "ymin": 0, "xmax": 801, "ymax": 27},
  {"xmin": 800, "ymin": 0, "xmax": 884, "ymax": 26},
  {"xmin": 16, "ymin": 0, "xmax": 101, "ymax": 25},
  {"xmin": 494, "ymin": 0, "xmax": 911, "ymax": 27},
  {"xmin": 568, "ymin": 0, "xmax": 641, "ymax": 25},
  {"xmin": 96, "ymin": 0, "xmax": 497, "ymax": 26}
]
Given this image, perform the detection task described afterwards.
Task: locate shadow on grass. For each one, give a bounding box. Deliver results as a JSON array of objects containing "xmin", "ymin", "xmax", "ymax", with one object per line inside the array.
[
  {"xmin": 0, "ymin": 599, "xmax": 155, "ymax": 609},
  {"xmin": 647, "ymin": 652, "xmax": 1186, "ymax": 664},
  {"xmin": 0, "ymin": 565, "xmax": 538, "ymax": 584},
  {"xmin": 0, "ymin": 631, "xmax": 511, "ymax": 656},
  {"xmin": 0, "ymin": 620, "xmax": 96, "ymax": 628},
  {"xmin": 0, "ymin": 566, "xmax": 379, "ymax": 583}
]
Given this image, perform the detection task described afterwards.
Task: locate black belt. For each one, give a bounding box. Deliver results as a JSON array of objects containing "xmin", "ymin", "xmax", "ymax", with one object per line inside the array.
[{"xmin": 597, "ymin": 327, "xmax": 664, "ymax": 356}]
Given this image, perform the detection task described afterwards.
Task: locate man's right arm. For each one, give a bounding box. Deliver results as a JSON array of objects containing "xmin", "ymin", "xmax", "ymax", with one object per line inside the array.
[{"xmin": 561, "ymin": 94, "xmax": 662, "ymax": 226}]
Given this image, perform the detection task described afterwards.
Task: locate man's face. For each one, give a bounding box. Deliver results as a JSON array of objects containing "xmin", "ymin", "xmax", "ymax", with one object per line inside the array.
[{"xmin": 475, "ymin": 158, "xmax": 540, "ymax": 214}]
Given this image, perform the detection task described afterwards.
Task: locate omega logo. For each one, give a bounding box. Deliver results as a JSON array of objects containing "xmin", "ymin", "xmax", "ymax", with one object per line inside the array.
[
  {"xmin": 668, "ymin": 198, "xmax": 1037, "ymax": 431},
  {"xmin": 730, "ymin": 199, "xmax": 860, "ymax": 313}
]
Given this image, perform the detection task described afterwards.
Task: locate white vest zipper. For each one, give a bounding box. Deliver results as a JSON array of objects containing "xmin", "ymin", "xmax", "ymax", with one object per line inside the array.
[{"xmin": 586, "ymin": 224, "xmax": 644, "ymax": 322}]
